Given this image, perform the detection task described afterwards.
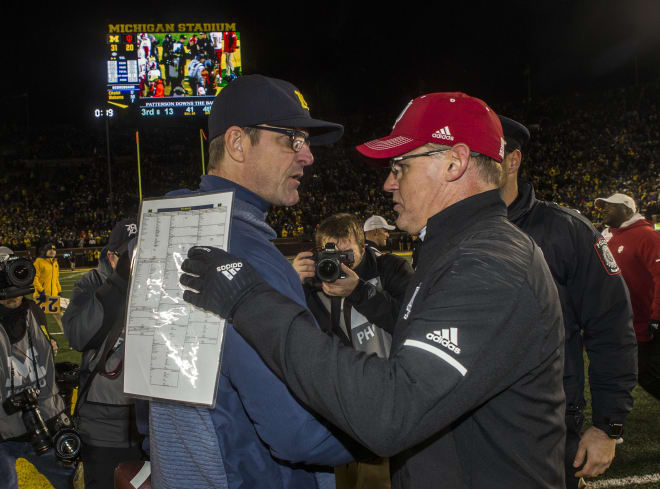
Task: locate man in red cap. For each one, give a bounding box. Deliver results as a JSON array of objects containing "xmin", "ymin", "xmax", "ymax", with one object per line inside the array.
[{"xmin": 178, "ymin": 92, "xmax": 566, "ymax": 489}]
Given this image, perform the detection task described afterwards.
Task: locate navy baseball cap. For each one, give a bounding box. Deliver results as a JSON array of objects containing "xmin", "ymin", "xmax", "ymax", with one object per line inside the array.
[
  {"xmin": 208, "ymin": 75, "xmax": 344, "ymax": 145},
  {"xmin": 498, "ymin": 116, "xmax": 530, "ymax": 153}
]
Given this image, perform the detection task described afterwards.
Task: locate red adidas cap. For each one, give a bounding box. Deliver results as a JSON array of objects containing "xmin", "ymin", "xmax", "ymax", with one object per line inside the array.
[{"xmin": 356, "ymin": 92, "xmax": 505, "ymax": 164}]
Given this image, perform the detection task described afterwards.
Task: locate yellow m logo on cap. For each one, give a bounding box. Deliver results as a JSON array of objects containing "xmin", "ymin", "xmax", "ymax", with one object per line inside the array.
[{"xmin": 294, "ymin": 90, "xmax": 309, "ymax": 110}]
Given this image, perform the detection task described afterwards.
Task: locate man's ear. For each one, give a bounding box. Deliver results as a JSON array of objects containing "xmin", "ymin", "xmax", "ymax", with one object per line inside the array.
[
  {"xmin": 504, "ymin": 149, "xmax": 522, "ymax": 176},
  {"xmin": 224, "ymin": 126, "xmax": 246, "ymax": 162},
  {"xmin": 445, "ymin": 144, "xmax": 470, "ymax": 182}
]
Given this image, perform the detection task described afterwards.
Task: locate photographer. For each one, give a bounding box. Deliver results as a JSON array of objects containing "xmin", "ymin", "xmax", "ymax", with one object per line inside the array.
[
  {"xmin": 0, "ymin": 246, "xmax": 76, "ymax": 489},
  {"xmin": 62, "ymin": 219, "xmax": 142, "ymax": 489},
  {"xmin": 293, "ymin": 213, "xmax": 412, "ymax": 488},
  {"xmin": 294, "ymin": 212, "xmax": 413, "ymax": 356}
]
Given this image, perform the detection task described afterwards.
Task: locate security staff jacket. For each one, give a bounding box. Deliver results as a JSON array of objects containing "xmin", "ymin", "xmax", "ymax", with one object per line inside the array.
[
  {"xmin": 304, "ymin": 246, "xmax": 413, "ymax": 356},
  {"xmin": 232, "ymin": 189, "xmax": 567, "ymax": 489},
  {"xmin": 0, "ymin": 300, "xmax": 66, "ymax": 440},
  {"xmin": 508, "ymin": 180, "xmax": 637, "ymax": 428}
]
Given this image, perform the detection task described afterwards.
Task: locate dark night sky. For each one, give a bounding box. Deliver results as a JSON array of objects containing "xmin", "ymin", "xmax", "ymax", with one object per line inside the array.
[{"xmin": 3, "ymin": 0, "xmax": 660, "ymax": 127}]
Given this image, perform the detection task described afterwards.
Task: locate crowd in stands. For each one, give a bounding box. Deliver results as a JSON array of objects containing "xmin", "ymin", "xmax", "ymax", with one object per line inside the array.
[
  {"xmin": 503, "ymin": 84, "xmax": 660, "ymax": 223},
  {"xmin": 1, "ymin": 82, "xmax": 659, "ymax": 253}
]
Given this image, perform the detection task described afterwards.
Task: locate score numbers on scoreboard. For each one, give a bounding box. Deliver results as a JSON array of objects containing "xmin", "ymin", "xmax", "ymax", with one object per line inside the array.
[{"xmin": 108, "ymin": 34, "xmax": 137, "ymax": 55}]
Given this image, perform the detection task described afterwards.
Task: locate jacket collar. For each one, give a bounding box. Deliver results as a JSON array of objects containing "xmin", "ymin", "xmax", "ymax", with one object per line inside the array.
[
  {"xmin": 353, "ymin": 246, "xmax": 379, "ymax": 280},
  {"xmin": 199, "ymin": 175, "xmax": 277, "ymax": 241},
  {"xmin": 611, "ymin": 214, "xmax": 651, "ymax": 233},
  {"xmin": 425, "ymin": 189, "xmax": 507, "ymax": 247},
  {"xmin": 506, "ymin": 179, "xmax": 536, "ymax": 222},
  {"xmin": 618, "ymin": 213, "xmax": 647, "ymax": 229},
  {"xmin": 365, "ymin": 240, "xmax": 382, "ymax": 252},
  {"xmin": 199, "ymin": 175, "xmax": 270, "ymax": 214}
]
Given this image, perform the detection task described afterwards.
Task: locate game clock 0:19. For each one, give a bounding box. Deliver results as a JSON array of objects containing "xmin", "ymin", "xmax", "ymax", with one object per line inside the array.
[{"xmin": 94, "ymin": 108, "xmax": 115, "ymax": 118}]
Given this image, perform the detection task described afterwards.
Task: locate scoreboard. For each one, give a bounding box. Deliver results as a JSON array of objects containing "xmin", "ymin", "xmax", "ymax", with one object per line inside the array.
[
  {"xmin": 106, "ymin": 33, "xmax": 139, "ymax": 106},
  {"xmin": 104, "ymin": 23, "xmax": 242, "ymax": 118}
]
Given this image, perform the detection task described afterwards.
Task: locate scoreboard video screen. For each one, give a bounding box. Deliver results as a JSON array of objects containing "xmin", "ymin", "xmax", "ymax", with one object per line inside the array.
[{"xmin": 105, "ymin": 23, "xmax": 242, "ymax": 117}]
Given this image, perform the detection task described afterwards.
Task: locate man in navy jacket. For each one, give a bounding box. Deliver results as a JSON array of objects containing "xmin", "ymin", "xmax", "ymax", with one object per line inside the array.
[{"xmin": 149, "ymin": 75, "xmax": 356, "ymax": 489}]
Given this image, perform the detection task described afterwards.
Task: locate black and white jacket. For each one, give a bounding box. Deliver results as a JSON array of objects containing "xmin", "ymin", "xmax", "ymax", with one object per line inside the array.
[{"xmin": 304, "ymin": 246, "xmax": 413, "ymax": 358}]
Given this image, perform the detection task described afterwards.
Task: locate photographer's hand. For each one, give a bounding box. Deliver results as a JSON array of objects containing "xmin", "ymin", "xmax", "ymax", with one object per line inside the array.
[
  {"xmin": 292, "ymin": 251, "xmax": 315, "ymax": 283},
  {"xmin": 322, "ymin": 264, "xmax": 360, "ymax": 297}
]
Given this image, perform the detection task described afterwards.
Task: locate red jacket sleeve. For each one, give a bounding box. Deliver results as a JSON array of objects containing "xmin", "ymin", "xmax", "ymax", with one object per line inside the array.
[{"xmin": 639, "ymin": 229, "xmax": 660, "ymax": 320}]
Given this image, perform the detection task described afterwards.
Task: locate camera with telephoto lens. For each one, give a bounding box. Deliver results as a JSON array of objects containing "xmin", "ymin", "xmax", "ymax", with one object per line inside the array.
[
  {"xmin": 0, "ymin": 255, "xmax": 36, "ymax": 300},
  {"xmin": 314, "ymin": 242, "xmax": 355, "ymax": 283},
  {"xmin": 2, "ymin": 386, "xmax": 81, "ymax": 463}
]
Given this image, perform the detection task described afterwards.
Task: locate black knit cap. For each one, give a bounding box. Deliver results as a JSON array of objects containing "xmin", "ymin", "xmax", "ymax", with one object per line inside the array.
[
  {"xmin": 208, "ymin": 75, "xmax": 344, "ymax": 145},
  {"xmin": 498, "ymin": 115, "xmax": 530, "ymax": 153},
  {"xmin": 108, "ymin": 218, "xmax": 138, "ymax": 254}
]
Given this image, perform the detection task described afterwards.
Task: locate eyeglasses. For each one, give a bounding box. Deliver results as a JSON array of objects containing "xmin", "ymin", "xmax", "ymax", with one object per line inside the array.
[
  {"xmin": 389, "ymin": 149, "xmax": 450, "ymax": 179},
  {"xmin": 248, "ymin": 125, "xmax": 311, "ymax": 152}
]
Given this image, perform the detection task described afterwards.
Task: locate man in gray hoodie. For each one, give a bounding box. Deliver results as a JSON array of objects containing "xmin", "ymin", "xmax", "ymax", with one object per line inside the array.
[{"xmin": 62, "ymin": 218, "xmax": 142, "ymax": 489}]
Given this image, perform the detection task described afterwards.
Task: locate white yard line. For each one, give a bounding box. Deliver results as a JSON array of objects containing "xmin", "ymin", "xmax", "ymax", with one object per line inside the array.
[{"xmin": 590, "ymin": 473, "xmax": 660, "ymax": 488}]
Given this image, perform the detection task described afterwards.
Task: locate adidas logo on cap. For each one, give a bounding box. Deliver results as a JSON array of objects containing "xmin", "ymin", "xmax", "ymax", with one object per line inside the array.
[{"xmin": 432, "ymin": 126, "xmax": 454, "ymax": 141}]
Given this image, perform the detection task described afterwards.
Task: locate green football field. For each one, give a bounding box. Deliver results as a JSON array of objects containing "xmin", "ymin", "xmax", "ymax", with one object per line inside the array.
[{"xmin": 17, "ymin": 266, "xmax": 660, "ymax": 488}]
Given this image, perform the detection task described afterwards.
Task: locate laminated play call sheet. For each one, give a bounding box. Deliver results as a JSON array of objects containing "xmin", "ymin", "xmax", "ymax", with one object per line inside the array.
[{"xmin": 123, "ymin": 191, "xmax": 234, "ymax": 407}]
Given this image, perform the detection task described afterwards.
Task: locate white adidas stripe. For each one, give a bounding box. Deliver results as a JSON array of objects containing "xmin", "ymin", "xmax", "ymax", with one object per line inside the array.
[
  {"xmin": 436, "ymin": 328, "xmax": 458, "ymax": 345},
  {"xmin": 404, "ymin": 339, "xmax": 467, "ymax": 376},
  {"xmin": 443, "ymin": 328, "xmax": 457, "ymax": 344}
]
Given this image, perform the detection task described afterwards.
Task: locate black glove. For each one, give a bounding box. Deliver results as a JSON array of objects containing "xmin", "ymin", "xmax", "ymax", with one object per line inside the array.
[
  {"xmin": 180, "ymin": 246, "xmax": 264, "ymax": 321},
  {"xmin": 650, "ymin": 319, "xmax": 660, "ymax": 343}
]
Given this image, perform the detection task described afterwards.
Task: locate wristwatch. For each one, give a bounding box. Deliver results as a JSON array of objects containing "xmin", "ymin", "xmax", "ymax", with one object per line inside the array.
[{"xmin": 602, "ymin": 423, "xmax": 624, "ymax": 439}]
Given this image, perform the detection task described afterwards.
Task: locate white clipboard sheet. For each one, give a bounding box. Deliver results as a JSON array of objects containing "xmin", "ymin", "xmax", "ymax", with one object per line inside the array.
[{"xmin": 123, "ymin": 191, "xmax": 234, "ymax": 408}]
